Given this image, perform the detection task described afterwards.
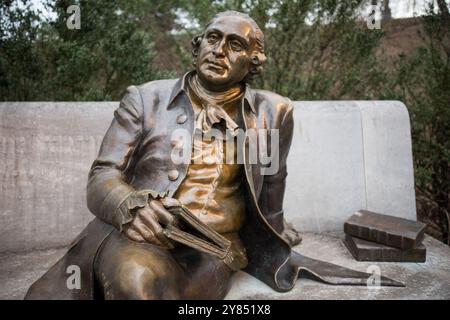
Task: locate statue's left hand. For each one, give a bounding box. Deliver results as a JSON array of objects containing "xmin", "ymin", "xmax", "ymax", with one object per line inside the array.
[{"xmin": 123, "ymin": 197, "xmax": 181, "ymax": 248}]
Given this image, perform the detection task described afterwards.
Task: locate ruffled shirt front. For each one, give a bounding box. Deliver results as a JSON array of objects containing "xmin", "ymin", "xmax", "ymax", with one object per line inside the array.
[{"xmin": 173, "ymin": 75, "xmax": 246, "ymax": 234}]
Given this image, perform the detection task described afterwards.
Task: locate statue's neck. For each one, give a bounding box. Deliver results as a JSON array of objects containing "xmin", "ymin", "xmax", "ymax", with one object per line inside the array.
[{"xmin": 190, "ymin": 74, "xmax": 243, "ymax": 106}]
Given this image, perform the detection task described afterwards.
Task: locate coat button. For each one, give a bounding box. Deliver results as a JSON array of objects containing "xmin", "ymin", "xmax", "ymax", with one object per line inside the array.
[
  {"xmin": 176, "ymin": 113, "xmax": 187, "ymax": 124},
  {"xmin": 168, "ymin": 169, "xmax": 179, "ymax": 181}
]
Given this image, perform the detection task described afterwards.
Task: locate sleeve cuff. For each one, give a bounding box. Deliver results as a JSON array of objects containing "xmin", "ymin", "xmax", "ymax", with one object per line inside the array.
[{"xmin": 114, "ymin": 189, "xmax": 168, "ymax": 231}]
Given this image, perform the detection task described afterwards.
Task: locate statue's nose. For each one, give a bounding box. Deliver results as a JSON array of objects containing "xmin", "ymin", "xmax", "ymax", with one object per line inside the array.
[{"xmin": 213, "ymin": 39, "xmax": 226, "ymax": 57}]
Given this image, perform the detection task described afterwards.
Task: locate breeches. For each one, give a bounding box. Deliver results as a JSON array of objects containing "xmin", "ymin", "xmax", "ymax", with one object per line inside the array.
[{"xmin": 93, "ymin": 229, "xmax": 235, "ymax": 300}]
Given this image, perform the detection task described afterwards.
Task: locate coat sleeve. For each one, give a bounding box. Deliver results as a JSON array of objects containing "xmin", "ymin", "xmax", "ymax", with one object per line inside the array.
[
  {"xmin": 258, "ymin": 100, "xmax": 294, "ymax": 233},
  {"xmin": 86, "ymin": 86, "xmax": 160, "ymax": 231}
]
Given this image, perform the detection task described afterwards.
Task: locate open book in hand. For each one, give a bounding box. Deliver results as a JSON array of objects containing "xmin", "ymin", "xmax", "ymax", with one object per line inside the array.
[{"xmin": 164, "ymin": 205, "xmax": 247, "ymax": 271}]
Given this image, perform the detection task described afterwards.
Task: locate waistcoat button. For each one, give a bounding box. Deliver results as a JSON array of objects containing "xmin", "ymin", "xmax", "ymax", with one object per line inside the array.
[
  {"xmin": 168, "ymin": 169, "xmax": 180, "ymax": 181},
  {"xmin": 176, "ymin": 113, "xmax": 187, "ymax": 124}
]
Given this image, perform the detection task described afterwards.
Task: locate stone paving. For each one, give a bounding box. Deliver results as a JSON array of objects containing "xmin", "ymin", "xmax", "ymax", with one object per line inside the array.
[{"xmin": 1, "ymin": 232, "xmax": 449, "ymax": 300}]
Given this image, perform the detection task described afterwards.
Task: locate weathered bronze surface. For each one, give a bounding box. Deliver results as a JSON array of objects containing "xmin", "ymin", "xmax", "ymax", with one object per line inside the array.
[
  {"xmin": 25, "ymin": 11, "xmax": 402, "ymax": 300},
  {"xmin": 344, "ymin": 210, "xmax": 427, "ymax": 250}
]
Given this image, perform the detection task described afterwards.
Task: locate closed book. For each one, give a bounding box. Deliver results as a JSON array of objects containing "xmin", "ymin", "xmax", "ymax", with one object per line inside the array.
[
  {"xmin": 164, "ymin": 206, "xmax": 247, "ymax": 271},
  {"xmin": 344, "ymin": 210, "xmax": 427, "ymax": 250},
  {"xmin": 344, "ymin": 234, "xmax": 426, "ymax": 262}
]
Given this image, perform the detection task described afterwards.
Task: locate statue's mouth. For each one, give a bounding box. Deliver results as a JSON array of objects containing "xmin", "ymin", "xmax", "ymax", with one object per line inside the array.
[{"xmin": 206, "ymin": 60, "xmax": 228, "ymax": 72}]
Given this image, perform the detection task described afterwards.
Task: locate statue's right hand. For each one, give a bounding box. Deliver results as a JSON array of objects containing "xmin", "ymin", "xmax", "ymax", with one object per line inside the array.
[{"xmin": 123, "ymin": 200, "xmax": 175, "ymax": 249}]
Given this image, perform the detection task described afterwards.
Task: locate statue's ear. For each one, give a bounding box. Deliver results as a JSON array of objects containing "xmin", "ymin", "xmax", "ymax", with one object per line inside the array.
[
  {"xmin": 191, "ymin": 34, "xmax": 203, "ymax": 46},
  {"xmin": 191, "ymin": 34, "xmax": 203, "ymax": 67}
]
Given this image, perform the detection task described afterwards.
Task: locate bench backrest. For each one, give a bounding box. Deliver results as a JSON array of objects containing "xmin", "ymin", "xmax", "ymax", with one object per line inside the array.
[{"xmin": 0, "ymin": 101, "xmax": 416, "ymax": 252}]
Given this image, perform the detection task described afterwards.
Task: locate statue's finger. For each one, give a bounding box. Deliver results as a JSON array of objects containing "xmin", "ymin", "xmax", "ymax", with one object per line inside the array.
[
  {"xmin": 125, "ymin": 225, "xmax": 145, "ymax": 242},
  {"xmin": 136, "ymin": 206, "xmax": 174, "ymax": 248},
  {"xmin": 136, "ymin": 205, "xmax": 159, "ymax": 227},
  {"xmin": 160, "ymin": 197, "xmax": 181, "ymax": 209},
  {"xmin": 140, "ymin": 210, "xmax": 173, "ymax": 249},
  {"xmin": 133, "ymin": 217, "xmax": 163, "ymax": 245},
  {"xmin": 149, "ymin": 200, "xmax": 175, "ymax": 226}
]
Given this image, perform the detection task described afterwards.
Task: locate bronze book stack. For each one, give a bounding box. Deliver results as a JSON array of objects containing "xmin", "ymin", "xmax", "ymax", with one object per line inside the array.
[{"xmin": 343, "ymin": 210, "xmax": 427, "ymax": 262}]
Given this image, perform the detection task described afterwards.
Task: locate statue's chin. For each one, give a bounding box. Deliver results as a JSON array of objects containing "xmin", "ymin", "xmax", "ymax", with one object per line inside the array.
[{"xmin": 198, "ymin": 70, "xmax": 232, "ymax": 90}]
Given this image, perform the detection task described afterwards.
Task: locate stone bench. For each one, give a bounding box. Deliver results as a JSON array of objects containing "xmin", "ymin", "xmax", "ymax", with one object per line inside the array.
[{"xmin": 1, "ymin": 101, "xmax": 449, "ymax": 299}]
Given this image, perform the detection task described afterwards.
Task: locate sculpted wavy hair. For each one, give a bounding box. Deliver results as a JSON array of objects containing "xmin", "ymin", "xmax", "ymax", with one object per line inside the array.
[{"xmin": 191, "ymin": 11, "xmax": 267, "ymax": 83}]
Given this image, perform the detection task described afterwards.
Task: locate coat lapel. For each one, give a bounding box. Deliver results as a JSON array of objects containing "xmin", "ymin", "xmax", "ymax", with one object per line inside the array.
[{"xmin": 241, "ymin": 91, "xmax": 263, "ymax": 200}]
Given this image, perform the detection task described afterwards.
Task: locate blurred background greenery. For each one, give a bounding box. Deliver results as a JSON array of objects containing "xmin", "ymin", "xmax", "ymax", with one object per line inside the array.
[{"xmin": 1, "ymin": 0, "xmax": 449, "ymax": 244}]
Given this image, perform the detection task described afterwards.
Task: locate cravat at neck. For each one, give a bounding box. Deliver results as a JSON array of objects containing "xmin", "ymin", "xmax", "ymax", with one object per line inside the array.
[{"xmin": 189, "ymin": 75, "xmax": 243, "ymax": 134}]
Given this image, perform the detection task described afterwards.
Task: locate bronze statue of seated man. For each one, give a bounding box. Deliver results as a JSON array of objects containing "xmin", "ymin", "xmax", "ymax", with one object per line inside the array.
[{"xmin": 25, "ymin": 10, "xmax": 401, "ymax": 300}]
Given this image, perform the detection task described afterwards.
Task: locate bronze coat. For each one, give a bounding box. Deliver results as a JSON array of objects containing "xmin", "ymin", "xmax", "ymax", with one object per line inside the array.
[{"xmin": 25, "ymin": 72, "xmax": 300, "ymax": 299}]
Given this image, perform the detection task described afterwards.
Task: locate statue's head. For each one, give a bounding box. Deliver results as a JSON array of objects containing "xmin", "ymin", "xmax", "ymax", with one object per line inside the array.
[{"xmin": 191, "ymin": 11, "xmax": 266, "ymax": 91}]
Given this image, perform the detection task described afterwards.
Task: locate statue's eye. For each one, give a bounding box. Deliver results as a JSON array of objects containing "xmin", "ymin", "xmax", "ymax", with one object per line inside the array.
[
  {"xmin": 230, "ymin": 40, "xmax": 243, "ymax": 52},
  {"xmin": 207, "ymin": 34, "xmax": 219, "ymax": 44}
]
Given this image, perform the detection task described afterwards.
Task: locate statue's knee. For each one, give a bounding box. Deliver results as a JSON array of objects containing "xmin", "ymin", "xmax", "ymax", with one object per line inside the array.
[
  {"xmin": 112, "ymin": 262, "xmax": 156, "ymax": 299},
  {"xmin": 112, "ymin": 255, "xmax": 183, "ymax": 300}
]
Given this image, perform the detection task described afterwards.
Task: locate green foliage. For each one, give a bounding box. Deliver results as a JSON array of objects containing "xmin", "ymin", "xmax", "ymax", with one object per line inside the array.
[
  {"xmin": 391, "ymin": 2, "xmax": 450, "ymax": 239},
  {"xmin": 1, "ymin": 0, "xmax": 177, "ymax": 100},
  {"xmin": 0, "ymin": 0, "xmax": 44, "ymax": 100}
]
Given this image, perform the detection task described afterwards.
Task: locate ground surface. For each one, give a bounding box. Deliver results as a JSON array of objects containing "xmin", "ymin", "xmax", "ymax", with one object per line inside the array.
[{"xmin": 1, "ymin": 232, "xmax": 449, "ymax": 300}]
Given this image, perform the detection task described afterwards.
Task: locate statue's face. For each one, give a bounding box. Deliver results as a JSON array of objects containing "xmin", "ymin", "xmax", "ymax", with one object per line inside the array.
[{"xmin": 196, "ymin": 16, "xmax": 256, "ymax": 91}]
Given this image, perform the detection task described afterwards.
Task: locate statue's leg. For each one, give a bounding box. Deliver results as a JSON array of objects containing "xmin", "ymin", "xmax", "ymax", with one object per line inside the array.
[
  {"xmin": 94, "ymin": 230, "xmax": 235, "ymax": 300},
  {"xmin": 174, "ymin": 247, "xmax": 234, "ymax": 300},
  {"xmin": 94, "ymin": 230, "xmax": 187, "ymax": 299}
]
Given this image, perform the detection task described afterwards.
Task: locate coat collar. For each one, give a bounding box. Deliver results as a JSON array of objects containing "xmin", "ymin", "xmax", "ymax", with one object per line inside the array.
[{"xmin": 167, "ymin": 71, "xmax": 256, "ymax": 114}]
